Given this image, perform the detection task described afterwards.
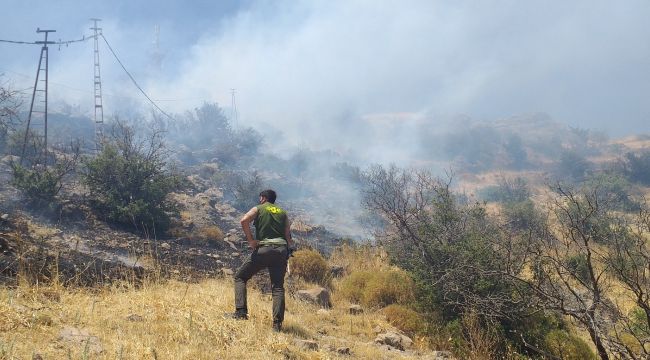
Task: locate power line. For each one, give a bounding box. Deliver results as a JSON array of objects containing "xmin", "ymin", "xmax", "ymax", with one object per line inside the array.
[
  {"xmin": 100, "ymin": 33, "xmax": 174, "ymax": 121},
  {"xmin": 0, "ymin": 39, "xmax": 34, "ymax": 45},
  {"xmin": 0, "ymin": 35, "xmax": 95, "ymax": 46}
]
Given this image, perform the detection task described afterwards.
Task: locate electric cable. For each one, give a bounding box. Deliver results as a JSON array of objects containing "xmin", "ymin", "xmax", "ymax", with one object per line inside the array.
[
  {"xmin": 0, "ymin": 39, "xmax": 34, "ymax": 44},
  {"xmin": 0, "ymin": 35, "xmax": 95, "ymax": 46},
  {"xmin": 100, "ymin": 33, "xmax": 175, "ymax": 121}
]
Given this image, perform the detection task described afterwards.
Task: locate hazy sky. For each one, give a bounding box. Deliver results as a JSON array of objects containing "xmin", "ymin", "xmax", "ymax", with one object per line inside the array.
[{"xmin": 1, "ymin": 0, "xmax": 649, "ymax": 147}]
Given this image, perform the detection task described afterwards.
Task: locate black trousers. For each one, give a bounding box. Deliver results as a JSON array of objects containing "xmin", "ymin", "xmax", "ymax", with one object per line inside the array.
[{"xmin": 234, "ymin": 245, "xmax": 288, "ymax": 324}]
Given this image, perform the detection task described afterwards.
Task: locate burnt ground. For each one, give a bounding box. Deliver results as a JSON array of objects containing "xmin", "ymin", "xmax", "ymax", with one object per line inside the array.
[{"xmin": 0, "ymin": 158, "xmax": 346, "ymax": 288}]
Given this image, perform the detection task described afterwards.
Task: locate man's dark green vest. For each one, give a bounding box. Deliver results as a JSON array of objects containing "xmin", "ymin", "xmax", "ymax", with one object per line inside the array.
[{"xmin": 254, "ymin": 202, "xmax": 288, "ymax": 244}]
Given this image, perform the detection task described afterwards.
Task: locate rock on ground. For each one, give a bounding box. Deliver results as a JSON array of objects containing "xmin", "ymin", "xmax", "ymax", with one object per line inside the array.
[
  {"xmin": 294, "ymin": 339, "xmax": 319, "ymax": 351},
  {"xmin": 348, "ymin": 304, "xmax": 363, "ymax": 315},
  {"xmin": 58, "ymin": 326, "xmax": 103, "ymax": 354},
  {"xmin": 374, "ymin": 331, "xmax": 413, "ymax": 351},
  {"xmin": 296, "ymin": 287, "xmax": 331, "ymax": 308}
]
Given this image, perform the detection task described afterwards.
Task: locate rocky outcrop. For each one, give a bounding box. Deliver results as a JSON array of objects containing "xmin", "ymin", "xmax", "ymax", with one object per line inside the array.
[
  {"xmin": 58, "ymin": 326, "xmax": 103, "ymax": 354},
  {"xmin": 296, "ymin": 287, "xmax": 331, "ymax": 308},
  {"xmin": 348, "ymin": 304, "xmax": 363, "ymax": 315},
  {"xmin": 374, "ymin": 331, "xmax": 413, "ymax": 351},
  {"xmin": 294, "ymin": 339, "xmax": 319, "ymax": 351}
]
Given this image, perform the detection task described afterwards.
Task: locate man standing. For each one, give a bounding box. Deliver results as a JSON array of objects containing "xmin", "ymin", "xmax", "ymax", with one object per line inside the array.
[{"xmin": 228, "ymin": 189, "xmax": 293, "ymax": 332}]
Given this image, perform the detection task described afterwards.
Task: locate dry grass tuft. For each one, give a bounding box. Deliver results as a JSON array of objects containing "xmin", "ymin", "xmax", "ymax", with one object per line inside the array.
[
  {"xmin": 337, "ymin": 268, "xmax": 415, "ymax": 309},
  {"xmin": 289, "ymin": 249, "xmax": 329, "ymax": 285},
  {"xmin": 194, "ymin": 225, "xmax": 225, "ymax": 243},
  {"xmin": 329, "ymin": 244, "xmax": 391, "ymax": 273},
  {"xmin": 381, "ymin": 304, "xmax": 426, "ymax": 337}
]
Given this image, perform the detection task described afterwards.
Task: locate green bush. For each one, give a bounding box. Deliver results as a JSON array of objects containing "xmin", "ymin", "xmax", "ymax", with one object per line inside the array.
[
  {"xmin": 10, "ymin": 144, "xmax": 79, "ymax": 204},
  {"xmin": 11, "ymin": 163, "xmax": 62, "ymax": 203},
  {"xmin": 382, "ymin": 304, "xmax": 426, "ymax": 336},
  {"xmin": 289, "ymin": 249, "xmax": 329, "ymax": 285},
  {"xmin": 83, "ymin": 123, "xmax": 182, "ymax": 232},
  {"xmin": 338, "ymin": 268, "xmax": 415, "ymax": 308},
  {"xmin": 544, "ymin": 330, "xmax": 596, "ymax": 360}
]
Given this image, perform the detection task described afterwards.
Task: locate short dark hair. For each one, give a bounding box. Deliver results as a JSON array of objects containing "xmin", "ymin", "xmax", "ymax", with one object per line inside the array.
[{"xmin": 259, "ymin": 189, "xmax": 277, "ymax": 203}]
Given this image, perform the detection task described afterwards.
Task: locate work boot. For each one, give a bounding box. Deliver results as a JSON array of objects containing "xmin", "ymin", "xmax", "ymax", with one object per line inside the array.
[
  {"xmin": 272, "ymin": 322, "xmax": 282, "ymax": 332},
  {"xmin": 224, "ymin": 311, "xmax": 248, "ymax": 320}
]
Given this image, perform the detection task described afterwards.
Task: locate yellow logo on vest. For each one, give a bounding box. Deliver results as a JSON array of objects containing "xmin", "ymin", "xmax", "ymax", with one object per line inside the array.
[{"xmin": 267, "ymin": 205, "xmax": 284, "ymax": 214}]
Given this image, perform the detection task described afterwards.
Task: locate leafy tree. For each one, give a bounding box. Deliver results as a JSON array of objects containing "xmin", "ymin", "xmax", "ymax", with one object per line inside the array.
[{"xmin": 83, "ymin": 121, "xmax": 182, "ymax": 232}]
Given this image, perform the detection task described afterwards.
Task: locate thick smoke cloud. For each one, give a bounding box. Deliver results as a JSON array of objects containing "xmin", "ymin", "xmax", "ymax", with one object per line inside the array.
[{"xmin": 2, "ymin": 0, "xmax": 649, "ymax": 156}]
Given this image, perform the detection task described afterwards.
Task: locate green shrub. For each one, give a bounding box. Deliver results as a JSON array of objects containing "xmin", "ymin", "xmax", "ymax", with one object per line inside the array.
[
  {"xmin": 544, "ymin": 330, "xmax": 596, "ymax": 360},
  {"xmin": 338, "ymin": 269, "xmax": 415, "ymax": 308},
  {"xmin": 11, "ymin": 163, "xmax": 62, "ymax": 203},
  {"xmin": 83, "ymin": 122, "xmax": 182, "ymax": 232},
  {"xmin": 382, "ymin": 304, "xmax": 426, "ymax": 336},
  {"xmin": 289, "ymin": 249, "xmax": 329, "ymax": 285},
  {"xmin": 10, "ymin": 144, "xmax": 79, "ymax": 204}
]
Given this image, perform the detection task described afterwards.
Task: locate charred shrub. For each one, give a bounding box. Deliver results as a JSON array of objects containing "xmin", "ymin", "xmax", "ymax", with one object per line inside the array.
[{"xmin": 83, "ymin": 122, "xmax": 182, "ymax": 232}]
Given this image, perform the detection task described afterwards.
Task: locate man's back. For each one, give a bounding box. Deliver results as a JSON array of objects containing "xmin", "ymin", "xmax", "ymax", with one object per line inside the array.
[{"xmin": 254, "ymin": 202, "xmax": 288, "ymax": 241}]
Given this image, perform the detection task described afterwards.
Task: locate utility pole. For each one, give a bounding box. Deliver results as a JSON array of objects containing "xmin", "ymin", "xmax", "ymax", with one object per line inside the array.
[
  {"xmin": 230, "ymin": 88, "xmax": 238, "ymax": 130},
  {"xmin": 151, "ymin": 24, "xmax": 162, "ymax": 71},
  {"xmin": 90, "ymin": 18, "xmax": 104, "ymax": 151},
  {"xmin": 21, "ymin": 28, "xmax": 55, "ymax": 164}
]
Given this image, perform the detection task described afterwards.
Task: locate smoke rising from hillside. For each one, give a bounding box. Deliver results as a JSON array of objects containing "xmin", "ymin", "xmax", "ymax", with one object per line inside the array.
[{"xmin": 1, "ymin": 0, "xmax": 649, "ymax": 165}]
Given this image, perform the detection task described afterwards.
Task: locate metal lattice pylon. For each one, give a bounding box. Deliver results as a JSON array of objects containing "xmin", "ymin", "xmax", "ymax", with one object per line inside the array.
[
  {"xmin": 21, "ymin": 28, "xmax": 56, "ymax": 164},
  {"xmin": 90, "ymin": 18, "xmax": 104, "ymax": 151},
  {"xmin": 230, "ymin": 88, "xmax": 238, "ymax": 130}
]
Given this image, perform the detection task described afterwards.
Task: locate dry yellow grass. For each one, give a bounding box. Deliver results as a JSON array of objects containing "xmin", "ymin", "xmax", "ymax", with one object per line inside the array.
[{"xmin": 0, "ymin": 276, "xmax": 432, "ymax": 359}]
